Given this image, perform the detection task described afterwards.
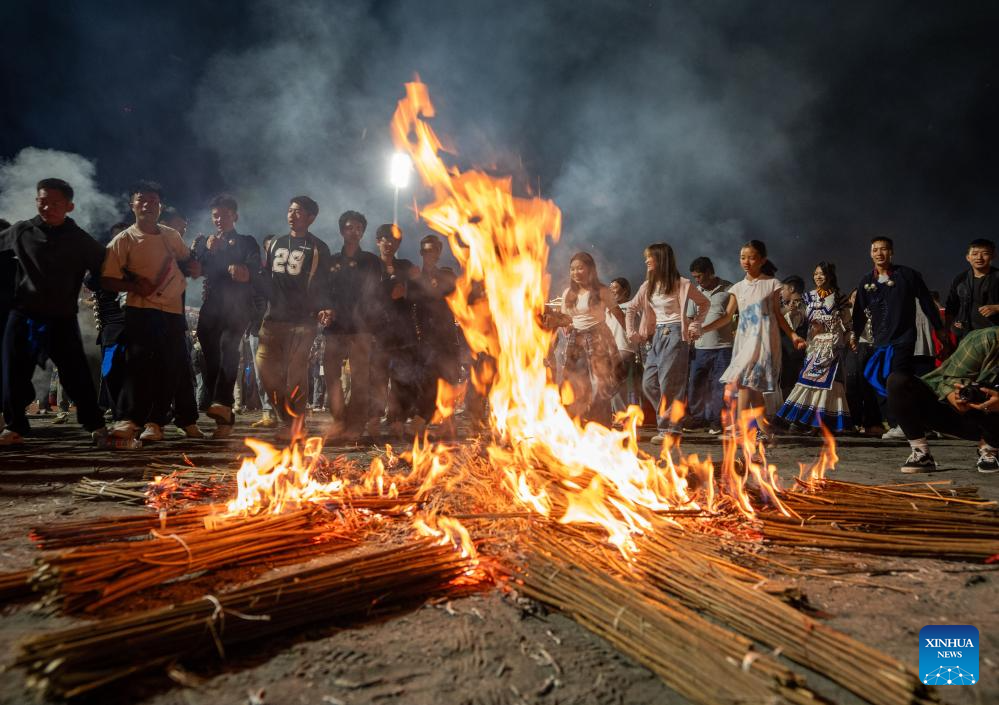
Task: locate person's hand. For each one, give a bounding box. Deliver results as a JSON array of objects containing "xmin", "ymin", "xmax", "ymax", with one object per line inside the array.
[
  {"xmin": 186, "ymin": 259, "xmax": 203, "ymax": 279},
  {"xmin": 848, "ymin": 334, "xmax": 858, "ymax": 352},
  {"xmin": 391, "ymin": 282, "xmax": 406, "ymax": 300},
  {"xmin": 131, "ymin": 277, "xmax": 157, "ymax": 297},
  {"xmin": 628, "ymin": 332, "xmax": 644, "ymax": 344},
  {"xmin": 979, "ymin": 304, "xmax": 999, "ymax": 318},
  {"xmin": 792, "ymin": 333, "xmax": 807, "ymax": 351},
  {"xmin": 318, "ymin": 309, "xmax": 335, "ymax": 327},
  {"xmin": 229, "ymin": 264, "xmax": 249, "ymax": 282},
  {"xmin": 687, "ymin": 323, "xmax": 702, "ymax": 341},
  {"xmin": 954, "ymin": 321, "xmax": 964, "ymax": 330},
  {"xmin": 206, "ymin": 235, "xmax": 222, "ymax": 251},
  {"xmin": 946, "ymin": 386, "xmax": 971, "ymax": 414},
  {"xmin": 968, "ymin": 387, "xmax": 999, "ymax": 415}
]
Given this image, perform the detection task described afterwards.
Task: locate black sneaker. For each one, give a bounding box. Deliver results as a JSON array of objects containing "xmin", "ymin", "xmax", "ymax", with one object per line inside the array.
[
  {"xmin": 976, "ymin": 448, "xmax": 999, "ymax": 474},
  {"xmin": 900, "ymin": 448, "xmax": 938, "ymax": 474},
  {"xmin": 707, "ymin": 422, "xmax": 723, "ymax": 435}
]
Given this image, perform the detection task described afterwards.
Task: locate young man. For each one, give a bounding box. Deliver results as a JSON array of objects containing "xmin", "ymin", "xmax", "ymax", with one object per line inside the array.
[
  {"xmin": 191, "ymin": 195, "xmax": 261, "ymax": 438},
  {"xmin": 255, "ymin": 197, "xmax": 331, "ymax": 438},
  {"xmin": 0, "ymin": 179, "xmax": 108, "ymax": 446},
  {"xmin": 321, "ymin": 210, "xmax": 381, "ymax": 439},
  {"xmin": 888, "ymin": 327, "xmax": 999, "ymax": 473},
  {"xmin": 685, "ymin": 257, "xmax": 733, "ymax": 434},
  {"xmin": 157, "ymin": 207, "xmax": 202, "ymax": 438},
  {"xmin": 410, "ymin": 234, "xmax": 461, "ymax": 437},
  {"xmin": 851, "ymin": 236, "xmax": 950, "ymax": 397},
  {"xmin": 101, "ymin": 181, "xmax": 202, "ymax": 443},
  {"xmin": 945, "ymin": 238, "xmax": 999, "ymax": 339},
  {"xmin": 369, "ymin": 224, "xmax": 420, "ymax": 441}
]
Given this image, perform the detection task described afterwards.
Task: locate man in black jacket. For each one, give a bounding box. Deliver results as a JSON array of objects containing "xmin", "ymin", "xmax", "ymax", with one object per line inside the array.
[
  {"xmin": 191, "ymin": 195, "xmax": 261, "ymax": 438},
  {"xmin": 945, "ymin": 238, "xmax": 999, "ymax": 340},
  {"xmin": 850, "ymin": 236, "xmax": 951, "ymax": 397},
  {"xmin": 321, "ymin": 210, "xmax": 382, "ymax": 440},
  {"xmin": 0, "ymin": 179, "xmax": 108, "ymax": 446}
]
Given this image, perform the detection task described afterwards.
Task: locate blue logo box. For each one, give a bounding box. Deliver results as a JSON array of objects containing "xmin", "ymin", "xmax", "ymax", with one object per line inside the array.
[{"xmin": 919, "ymin": 625, "xmax": 979, "ymax": 685}]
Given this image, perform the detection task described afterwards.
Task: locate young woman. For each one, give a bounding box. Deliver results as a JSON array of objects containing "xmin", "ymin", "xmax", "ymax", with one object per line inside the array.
[
  {"xmin": 625, "ymin": 243, "xmax": 710, "ymax": 443},
  {"xmin": 701, "ymin": 240, "xmax": 806, "ymax": 436},
  {"xmin": 776, "ymin": 262, "xmax": 853, "ymax": 433},
  {"xmin": 550, "ymin": 252, "xmax": 624, "ymax": 425}
]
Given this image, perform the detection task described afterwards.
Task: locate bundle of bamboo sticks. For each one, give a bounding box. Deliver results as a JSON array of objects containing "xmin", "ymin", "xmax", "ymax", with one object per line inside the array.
[
  {"xmin": 511, "ymin": 538, "xmax": 833, "ymax": 705},
  {"xmin": 516, "ymin": 523, "xmax": 942, "ymax": 705},
  {"xmin": 34, "ymin": 508, "xmax": 358, "ymax": 614},
  {"xmin": 16, "ymin": 540, "xmax": 478, "ymax": 699},
  {"xmin": 763, "ymin": 479, "xmax": 999, "ymax": 561}
]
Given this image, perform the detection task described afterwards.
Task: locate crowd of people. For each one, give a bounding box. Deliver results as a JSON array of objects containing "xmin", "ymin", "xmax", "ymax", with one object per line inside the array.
[{"xmin": 0, "ymin": 177, "xmax": 997, "ymax": 475}]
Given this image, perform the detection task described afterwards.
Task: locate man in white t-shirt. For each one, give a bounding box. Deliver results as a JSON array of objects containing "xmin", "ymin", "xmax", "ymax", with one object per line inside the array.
[
  {"xmin": 100, "ymin": 181, "xmax": 202, "ymax": 443},
  {"xmin": 686, "ymin": 257, "xmax": 733, "ymax": 434}
]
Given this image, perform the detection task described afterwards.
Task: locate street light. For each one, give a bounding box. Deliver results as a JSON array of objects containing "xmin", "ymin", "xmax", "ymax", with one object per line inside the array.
[{"xmin": 389, "ymin": 152, "xmax": 412, "ymax": 225}]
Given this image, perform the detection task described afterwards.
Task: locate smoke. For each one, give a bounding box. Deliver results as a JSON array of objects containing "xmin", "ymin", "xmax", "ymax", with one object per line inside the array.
[
  {"xmin": 183, "ymin": 0, "xmax": 997, "ymax": 292},
  {"xmin": 0, "ymin": 148, "xmax": 119, "ymax": 235}
]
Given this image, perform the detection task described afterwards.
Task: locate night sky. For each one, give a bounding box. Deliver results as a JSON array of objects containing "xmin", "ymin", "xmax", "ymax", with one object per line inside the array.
[{"xmin": 1, "ymin": 0, "xmax": 997, "ymax": 294}]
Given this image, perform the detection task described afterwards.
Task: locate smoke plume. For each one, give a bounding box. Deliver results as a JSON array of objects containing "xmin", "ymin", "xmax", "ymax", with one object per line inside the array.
[{"xmin": 0, "ymin": 148, "xmax": 118, "ymax": 236}]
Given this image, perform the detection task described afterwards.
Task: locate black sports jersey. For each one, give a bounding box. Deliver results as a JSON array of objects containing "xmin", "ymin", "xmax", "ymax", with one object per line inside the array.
[{"xmin": 262, "ymin": 233, "xmax": 331, "ymax": 324}]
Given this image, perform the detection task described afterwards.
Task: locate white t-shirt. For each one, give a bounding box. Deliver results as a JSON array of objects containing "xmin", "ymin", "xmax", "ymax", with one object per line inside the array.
[
  {"xmin": 650, "ymin": 290, "xmax": 681, "ymax": 325},
  {"xmin": 562, "ymin": 287, "xmax": 613, "ymax": 331},
  {"xmin": 102, "ymin": 224, "xmax": 190, "ymax": 315},
  {"xmin": 606, "ymin": 302, "xmax": 634, "ymax": 353}
]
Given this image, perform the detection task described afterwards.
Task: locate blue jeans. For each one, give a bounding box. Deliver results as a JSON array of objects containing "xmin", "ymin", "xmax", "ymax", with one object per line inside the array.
[
  {"xmin": 641, "ymin": 323, "xmax": 689, "ymax": 433},
  {"xmin": 686, "ymin": 347, "xmax": 732, "ymax": 425}
]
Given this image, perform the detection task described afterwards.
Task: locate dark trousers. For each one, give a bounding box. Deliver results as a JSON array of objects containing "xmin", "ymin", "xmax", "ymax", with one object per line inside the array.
[
  {"xmin": 196, "ymin": 314, "xmax": 247, "ymax": 409},
  {"xmin": 845, "ymin": 342, "xmax": 882, "ymax": 428},
  {"xmin": 371, "ymin": 344, "xmax": 422, "ymax": 425},
  {"xmin": 416, "ymin": 346, "xmax": 460, "ymax": 421},
  {"xmin": 2, "ymin": 310, "xmax": 104, "ymax": 433},
  {"xmin": 686, "ymin": 347, "xmax": 731, "ymax": 424},
  {"xmin": 171, "ymin": 334, "xmax": 199, "ymax": 427},
  {"xmin": 119, "ymin": 307, "xmax": 188, "ymax": 427},
  {"xmin": 887, "ymin": 371, "xmax": 999, "ymax": 447}
]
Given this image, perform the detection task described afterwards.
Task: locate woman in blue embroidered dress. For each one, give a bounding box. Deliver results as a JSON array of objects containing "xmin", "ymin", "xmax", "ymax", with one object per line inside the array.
[{"xmin": 777, "ymin": 262, "xmax": 854, "ymax": 433}]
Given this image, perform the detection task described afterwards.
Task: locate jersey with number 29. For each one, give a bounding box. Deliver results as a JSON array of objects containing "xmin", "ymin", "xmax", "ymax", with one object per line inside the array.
[{"xmin": 263, "ymin": 233, "xmax": 331, "ymax": 324}]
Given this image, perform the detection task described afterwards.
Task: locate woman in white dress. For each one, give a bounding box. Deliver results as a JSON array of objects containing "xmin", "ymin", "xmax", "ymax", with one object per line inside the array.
[
  {"xmin": 700, "ymin": 240, "xmax": 806, "ymax": 437},
  {"xmin": 777, "ymin": 262, "xmax": 853, "ymax": 433}
]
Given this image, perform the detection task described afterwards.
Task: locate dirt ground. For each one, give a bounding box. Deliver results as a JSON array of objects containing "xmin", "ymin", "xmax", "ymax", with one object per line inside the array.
[{"xmin": 1, "ymin": 411, "xmax": 997, "ymax": 705}]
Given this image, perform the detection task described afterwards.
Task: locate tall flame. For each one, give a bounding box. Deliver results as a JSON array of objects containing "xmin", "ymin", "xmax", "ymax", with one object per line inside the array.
[{"xmin": 392, "ymin": 79, "xmax": 716, "ymax": 549}]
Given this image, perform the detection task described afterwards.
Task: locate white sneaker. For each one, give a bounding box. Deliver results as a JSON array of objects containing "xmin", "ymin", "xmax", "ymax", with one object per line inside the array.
[
  {"xmin": 0, "ymin": 429, "xmax": 24, "ymax": 446},
  {"xmin": 180, "ymin": 424, "xmax": 204, "ymax": 439},
  {"xmin": 139, "ymin": 423, "xmax": 164, "ymax": 442},
  {"xmin": 881, "ymin": 426, "xmax": 906, "ymax": 440},
  {"xmin": 110, "ymin": 420, "xmax": 140, "ymax": 439}
]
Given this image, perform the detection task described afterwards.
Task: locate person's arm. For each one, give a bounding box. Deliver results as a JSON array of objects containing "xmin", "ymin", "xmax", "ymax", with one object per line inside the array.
[
  {"xmin": 624, "ymin": 282, "xmax": 645, "ymax": 341},
  {"xmin": 772, "ymin": 290, "xmax": 807, "ymax": 349},
  {"xmin": 944, "ymin": 274, "xmax": 962, "ymax": 329},
  {"xmin": 602, "ymin": 287, "xmax": 625, "ymax": 328},
  {"xmin": 700, "ymin": 295, "xmax": 737, "ymax": 334},
  {"xmin": 100, "ymin": 236, "xmax": 156, "ymax": 297},
  {"xmin": 82, "ymin": 235, "xmax": 107, "ymax": 292}
]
